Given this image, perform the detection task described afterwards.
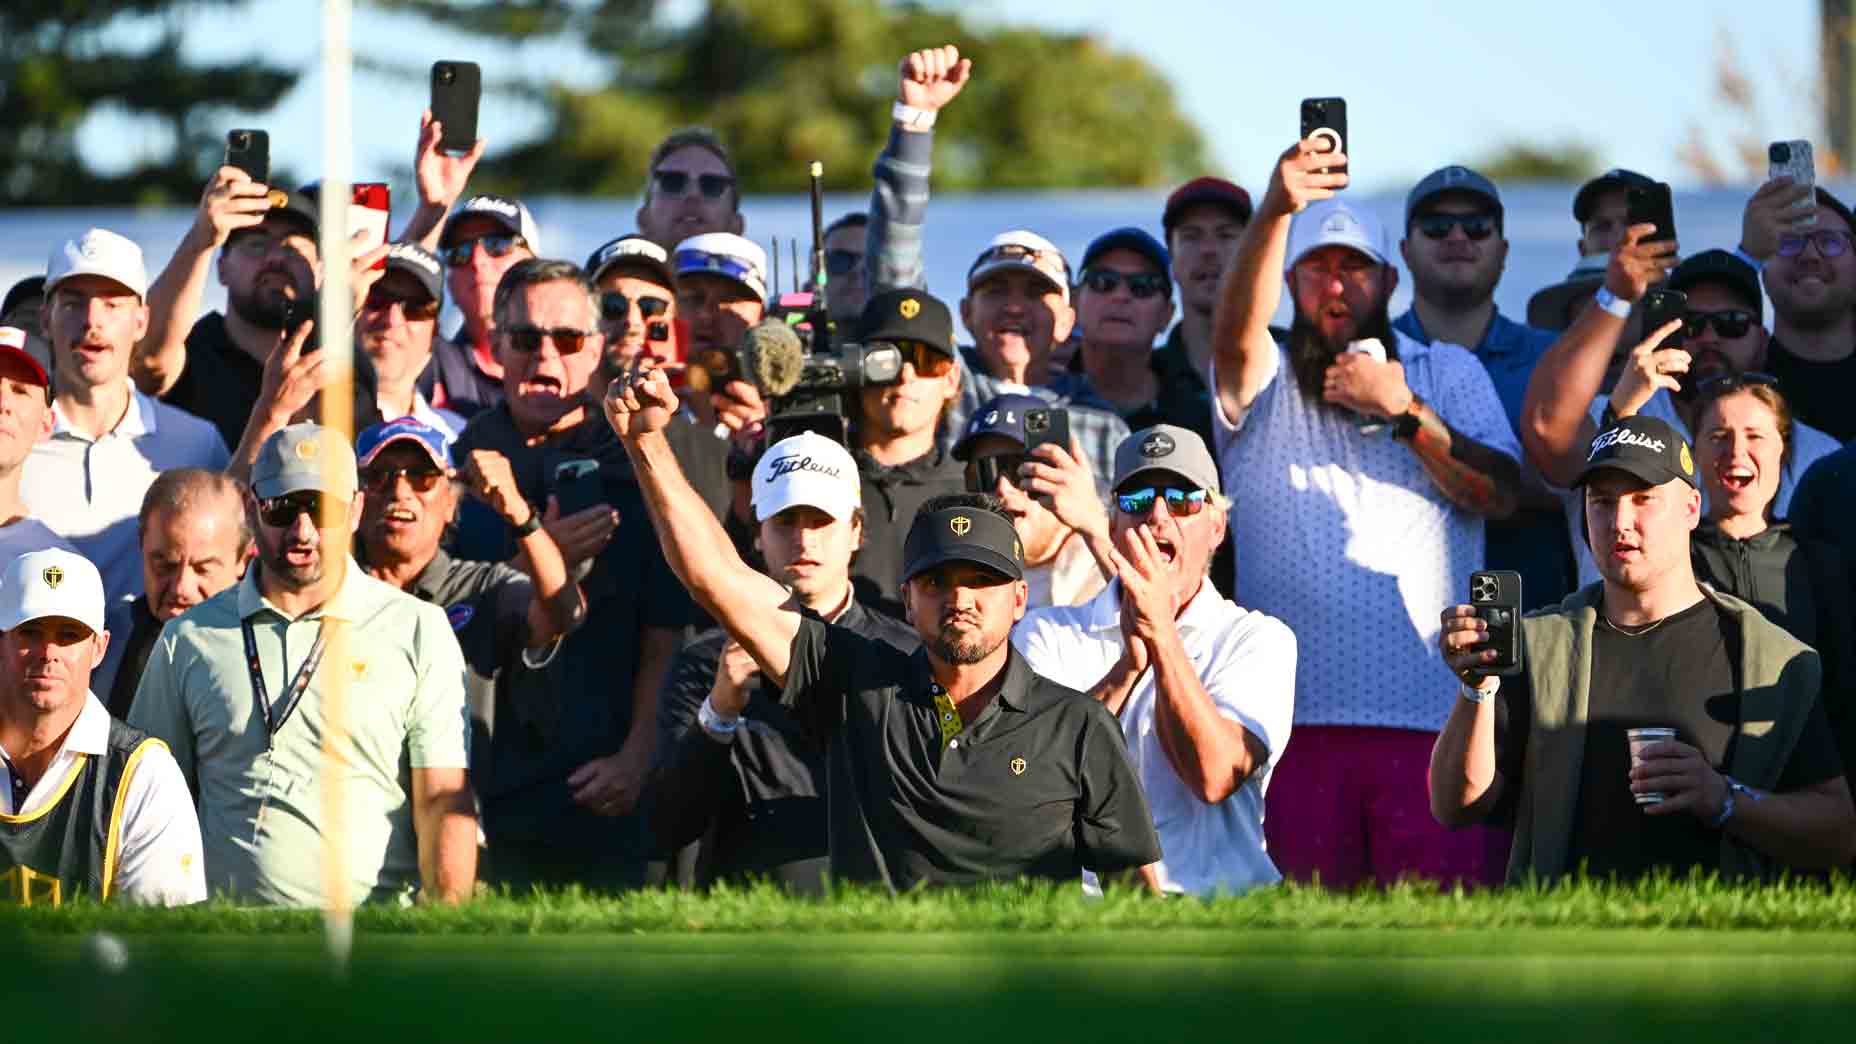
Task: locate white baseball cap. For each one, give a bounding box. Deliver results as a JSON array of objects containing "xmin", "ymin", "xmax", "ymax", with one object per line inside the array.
[
  {"xmin": 673, "ymin": 232, "xmax": 768, "ymax": 303},
  {"xmin": 46, "ymin": 228, "xmax": 148, "ymax": 299},
  {"xmin": 1284, "ymin": 198, "xmax": 1391, "ymax": 272},
  {"xmin": 442, "ymin": 194, "xmax": 543, "ymax": 255},
  {"xmin": 0, "ymin": 549, "xmax": 107, "ymax": 636},
  {"xmin": 752, "ymin": 432, "xmax": 861, "ymax": 523},
  {"xmin": 967, "ymin": 230, "xmax": 1071, "ymax": 303}
]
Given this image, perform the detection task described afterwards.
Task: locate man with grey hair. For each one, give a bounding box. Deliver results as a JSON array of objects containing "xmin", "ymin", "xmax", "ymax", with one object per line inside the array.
[
  {"xmin": 450, "ymin": 257, "xmax": 699, "ymax": 893},
  {"xmin": 1015, "ymin": 425, "xmax": 1297, "ymax": 895},
  {"xmin": 95, "ymin": 468, "xmax": 253, "ymax": 715},
  {"xmin": 636, "ymin": 128, "xmax": 744, "ymax": 252}
]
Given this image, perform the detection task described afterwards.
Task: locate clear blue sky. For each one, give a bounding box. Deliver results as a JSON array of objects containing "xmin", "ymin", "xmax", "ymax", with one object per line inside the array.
[{"xmin": 91, "ymin": 0, "xmax": 1822, "ymax": 194}]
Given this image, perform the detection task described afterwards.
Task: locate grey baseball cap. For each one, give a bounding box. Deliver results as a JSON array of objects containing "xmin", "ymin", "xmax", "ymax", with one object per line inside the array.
[
  {"xmin": 1112, "ymin": 425, "xmax": 1220, "ymax": 493},
  {"xmin": 251, "ymin": 423, "xmax": 358, "ymax": 500},
  {"xmin": 1405, "ymin": 165, "xmax": 1503, "ymax": 225}
]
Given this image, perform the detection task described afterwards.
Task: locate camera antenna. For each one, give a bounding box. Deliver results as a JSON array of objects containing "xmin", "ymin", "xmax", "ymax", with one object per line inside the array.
[{"xmin": 809, "ymin": 161, "xmax": 826, "ymax": 296}]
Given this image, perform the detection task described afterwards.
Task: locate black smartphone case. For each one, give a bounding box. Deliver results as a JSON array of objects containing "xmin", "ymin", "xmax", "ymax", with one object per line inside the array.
[
  {"xmin": 1470, "ymin": 570, "xmax": 1524, "ymax": 677},
  {"xmin": 1640, "ymin": 288, "xmax": 1688, "ymax": 349},
  {"xmin": 552, "ymin": 459, "xmax": 605, "ymax": 517},
  {"xmin": 1300, "ymin": 97, "xmax": 1347, "ymax": 176},
  {"xmin": 225, "ymin": 129, "xmax": 270, "ymax": 184},
  {"xmin": 1627, "ymin": 182, "xmax": 1675, "ymax": 243},
  {"xmin": 1023, "ymin": 408, "xmax": 1071, "ymax": 459},
  {"xmin": 431, "ymin": 61, "xmax": 482, "ymax": 154}
]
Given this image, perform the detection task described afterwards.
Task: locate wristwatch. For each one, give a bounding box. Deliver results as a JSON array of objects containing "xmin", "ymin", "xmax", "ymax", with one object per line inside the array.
[
  {"xmin": 512, "ymin": 510, "xmax": 543, "ymax": 538},
  {"xmin": 1391, "ymin": 393, "xmax": 1424, "ymax": 442}
]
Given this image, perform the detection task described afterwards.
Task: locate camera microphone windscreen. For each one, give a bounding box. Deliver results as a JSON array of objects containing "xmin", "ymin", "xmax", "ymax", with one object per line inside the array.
[{"xmin": 740, "ymin": 320, "xmax": 805, "ymax": 398}]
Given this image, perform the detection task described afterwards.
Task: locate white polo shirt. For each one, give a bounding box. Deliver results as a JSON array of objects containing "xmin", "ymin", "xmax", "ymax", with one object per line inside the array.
[
  {"xmin": 1211, "ymin": 334, "xmax": 1519, "ymax": 732},
  {"xmin": 0, "ymin": 692, "xmax": 206, "ymax": 905},
  {"xmin": 21, "ymin": 385, "xmax": 230, "ymax": 609},
  {"xmin": 1564, "ymin": 390, "xmax": 1844, "ymax": 587},
  {"xmin": 1014, "ymin": 579, "xmax": 1297, "ymax": 895}
]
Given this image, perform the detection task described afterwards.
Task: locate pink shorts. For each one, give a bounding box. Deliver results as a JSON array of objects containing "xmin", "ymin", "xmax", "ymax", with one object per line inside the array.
[{"xmin": 1264, "ymin": 724, "xmax": 1509, "ymax": 890}]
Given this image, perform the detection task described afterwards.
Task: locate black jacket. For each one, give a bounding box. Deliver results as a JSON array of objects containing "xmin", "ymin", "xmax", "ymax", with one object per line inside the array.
[{"xmin": 847, "ymin": 446, "xmax": 967, "ymax": 621}]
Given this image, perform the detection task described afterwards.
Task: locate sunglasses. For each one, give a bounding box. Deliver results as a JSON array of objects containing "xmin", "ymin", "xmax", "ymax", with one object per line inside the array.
[
  {"xmin": 1682, "ymin": 309, "xmax": 1757, "ymax": 339},
  {"xmin": 966, "ymin": 453, "xmax": 1028, "ymax": 493},
  {"xmin": 825, "ymin": 248, "xmax": 863, "ymax": 276},
  {"xmin": 362, "ymin": 287, "xmax": 440, "ymax": 322},
  {"xmin": 502, "ymin": 325, "xmax": 599, "ymax": 356},
  {"xmin": 443, "ymin": 234, "xmax": 527, "ymax": 268},
  {"xmin": 257, "ymin": 491, "xmax": 345, "ymax": 529},
  {"xmin": 1115, "ymin": 486, "xmax": 1208, "ymax": 517},
  {"xmin": 653, "ymin": 170, "xmax": 735, "ymax": 199},
  {"xmin": 1079, "ymin": 268, "xmax": 1169, "ymax": 299},
  {"xmin": 599, "ymin": 291, "xmax": 672, "ymax": 323},
  {"xmin": 1695, "ymin": 371, "xmax": 1780, "ymax": 399},
  {"xmin": 363, "ymin": 465, "xmax": 445, "ymax": 494},
  {"xmin": 882, "ymin": 339, "xmax": 955, "ymax": 378},
  {"xmin": 1776, "ymin": 230, "xmax": 1851, "ymax": 258},
  {"xmin": 1414, "ymin": 213, "xmax": 1497, "ymax": 241}
]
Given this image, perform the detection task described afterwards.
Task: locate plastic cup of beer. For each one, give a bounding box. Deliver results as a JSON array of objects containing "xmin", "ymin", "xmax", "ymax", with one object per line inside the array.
[{"xmin": 1627, "ymin": 727, "xmax": 1677, "ymax": 805}]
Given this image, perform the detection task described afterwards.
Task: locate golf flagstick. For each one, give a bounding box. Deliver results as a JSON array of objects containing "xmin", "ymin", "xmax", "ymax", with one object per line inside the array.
[{"xmin": 317, "ymin": 0, "xmax": 355, "ymax": 972}]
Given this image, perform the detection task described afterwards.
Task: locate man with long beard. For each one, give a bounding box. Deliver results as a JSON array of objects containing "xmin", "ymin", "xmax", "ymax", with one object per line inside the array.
[
  {"xmin": 1209, "ymin": 137, "xmax": 1526, "ymax": 889},
  {"xmin": 604, "ymin": 365, "xmax": 1159, "ymax": 889}
]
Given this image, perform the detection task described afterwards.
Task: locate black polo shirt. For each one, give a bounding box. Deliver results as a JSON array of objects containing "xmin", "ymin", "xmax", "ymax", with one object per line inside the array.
[
  {"xmin": 399, "ymin": 549, "xmax": 546, "ymax": 760},
  {"xmin": 417, "ymin": 328, "xmax": 504, "ymax": 423},
  {"xmin": 647, "ymin": 598, "xmax": 918, "ymax": 893},
  {"xmin": 166, "ymin": 312, "xmax": 382, "ymax": 452},
  {"xmin": 780, "ymin": 615, "xmax": 1160, "ymax": 889}
]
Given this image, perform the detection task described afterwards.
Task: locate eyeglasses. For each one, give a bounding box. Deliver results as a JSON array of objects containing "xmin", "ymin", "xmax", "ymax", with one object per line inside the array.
[
  {"xmin": 652, "ymin": 170, "xmax": 735, "ymax": 199},
  {"xmin": 1414, "ymin": 213, "xmax": 1497, "ymax": 241},
  {"xmin": 502, "ymin": 325, "xmax": 599, "ymax": 356},
  {"xmin": 883, "ymin": 339, "xmax": 956, "ymax": 378},
  {"xmin": 1776, "ymin": 230, "xmax": 1851, "ymax": 258},
  {"xmin": 966, "ymin": 453, "xmax": 1028, "ymax": 493},
  {"xmin": 1695, "ymin": 371, "xmax": 1780, "ymax": 399},
  {"xmin": 442, "ymin": 234, "xmax": 528, "ymax": 268},
  {"xmin": 257, "ymin": 491, "xmax": 344, "ymax": 529},
  {"xmin": 1682, "ymin": 309, "xmax": 1757, "ymax": 339},
  {"xmin": 1079, "ymin": 268, "xmax": 1169, "ymax": 299},
  {"xmin": 1115, "ymin": 486, "xmax": 1209, "ymax": 517},
  {"xmin": 824, "ymin": 248, "xmax": 863, "ymax": 276},
  {"xmin": 363, "ymin": 287, "xmax": 440, "ymax": 322},
  {"xmin": 599, "ymin": 291, "xmax": 672, "ymax": 323},
  {"xmin": 363, "ymin": 465, "xmax": 445, "ymax": 494}
]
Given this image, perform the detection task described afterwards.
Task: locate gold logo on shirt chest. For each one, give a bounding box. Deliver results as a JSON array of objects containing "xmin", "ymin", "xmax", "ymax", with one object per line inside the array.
[{"xmin": 1010, "ymin": 756, "xmax": 1026, "ymax": 776}]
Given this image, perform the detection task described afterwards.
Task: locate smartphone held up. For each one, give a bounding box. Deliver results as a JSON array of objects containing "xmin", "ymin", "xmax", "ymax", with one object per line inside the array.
[
  {"xmin": 431, "ymin": 60, "xmax": 482, "ymax": 155},
  {"xmin": 1300, "ymin": 97, "xmax": 1347, "ymax": 181},
  {"xmin": 1768, "ymin": 140, "xmax": 1817, "ymax": 226}
]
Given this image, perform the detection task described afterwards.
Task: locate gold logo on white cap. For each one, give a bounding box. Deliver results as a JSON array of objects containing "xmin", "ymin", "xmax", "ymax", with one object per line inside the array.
[
  {"xmin": 950, "ymin": 515, "xmax": 972, "ymax": 536},
  {"xmin": 41, "ymin": 566, "xmax": 63, "ymax": 590},
  {"xmin": 899, "ymin": 298, "xmax": 921, "ymax": 320},
  {"xmin": 1010, "ymin": 757, "xmax": 1026, "ymax": 776},
  {"xmin": 295, "ymin": 438, "xmax": 318, "ymax": 461}
]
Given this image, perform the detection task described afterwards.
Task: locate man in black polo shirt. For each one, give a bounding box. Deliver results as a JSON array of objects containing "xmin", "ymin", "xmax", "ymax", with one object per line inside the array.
[
  {"xmin": 353, "ymin": 418, "xmax": 584, "ymax": 790},
  {"xmin": 608, "ymin": 364, "xmax": 1160, "ymax": 889},
  {"xmin": 647, "ymin": 432, "xmax": 917, "ymax": 893}
]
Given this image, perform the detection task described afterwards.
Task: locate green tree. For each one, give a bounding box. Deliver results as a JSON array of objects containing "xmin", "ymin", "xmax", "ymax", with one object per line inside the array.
[
  {"xmin": 371, "ymin": 0, "xmax": 1208, "ymax": 194},
  {"xmin": 1, "ymin": 1, "xmax": 299, "ymax": 205},
  {"xmin": 1472, "ymin": 140, "xmax": 1602, "ymax": 184}
]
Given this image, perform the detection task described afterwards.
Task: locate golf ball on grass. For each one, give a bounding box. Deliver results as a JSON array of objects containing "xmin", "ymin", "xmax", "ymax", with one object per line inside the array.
[{"xmin": 82, "ymin": 931, "xmax": 129, "ymax": 974}]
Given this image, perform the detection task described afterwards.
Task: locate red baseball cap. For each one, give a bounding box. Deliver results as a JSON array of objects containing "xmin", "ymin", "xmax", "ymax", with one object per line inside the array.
[
  {"xmin": 0, "ymin": 326, "xmax": 50, "ymax": 391},
  {"xmin": 1163, "ymin": 177, "xmax": 1254, "ymax": 237}
]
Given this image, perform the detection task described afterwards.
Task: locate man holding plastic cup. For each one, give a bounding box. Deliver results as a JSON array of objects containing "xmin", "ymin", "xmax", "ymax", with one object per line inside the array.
[{"xmin": 1429, "ymin": 413, "xmax": 1856, "ymax": 881}]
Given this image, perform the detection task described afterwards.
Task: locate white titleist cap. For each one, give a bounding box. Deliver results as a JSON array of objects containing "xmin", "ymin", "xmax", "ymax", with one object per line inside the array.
[
  {"xmin": 46, "ymin": 228, "xmax": 148, "ymax": 299},
  {"xmin": 0, "ymin": 549, "xmax": 107, "ymax": 636},
  {"xmin": 752, "ymin": 432, "xmax": 860, "ymax": 523}
]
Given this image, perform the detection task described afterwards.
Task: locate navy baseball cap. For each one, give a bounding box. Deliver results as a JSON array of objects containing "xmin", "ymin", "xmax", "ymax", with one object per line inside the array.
[
  {"xmin": 356, "ymin": 417, "xmax": 452, "ymax": 471},
  {"xmin": 1573, "ymin": 169, "xmax": 1655, "ymax": 222},
  {"xmin": 383, "ymin": 243, "xmax": 444, "ymax": 305},
  {"xmin": 899, "ymin": 503, "xmax": 1024, "ymax": 584},
  {"xmin": 1667, "ymin": 249, "xmax": 1762, "ymax": 316},
  {"xmin": 1575, "ymin": 415, "xmax": 1697, "ymax": 490},
  {"xmin": 1406, "ymin": 165, "xmax": 1503, "ymax": 225},
  {"xmin": 1079, "ymin": 227, "xmax": 1171, "ymax": 281},
  {"xmin": 952, "ymin": 393, "xmax": 1045, "ymax": 460}
]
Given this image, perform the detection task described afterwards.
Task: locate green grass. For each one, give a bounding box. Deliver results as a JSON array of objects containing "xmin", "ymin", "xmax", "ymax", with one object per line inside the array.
[{"xmin": 10, "ymin": 879, "xmax": 1856, "ymax": 1042}]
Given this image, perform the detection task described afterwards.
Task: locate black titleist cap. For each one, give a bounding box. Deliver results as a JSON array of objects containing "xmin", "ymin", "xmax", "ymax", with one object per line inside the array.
[
  {"xmin": 1575, "ymin": 415, "xmax": 1698, "ymax": 490},
  {"xmin": 899, "ymin": 504, "xmax": 1024, "ymax": 585}
]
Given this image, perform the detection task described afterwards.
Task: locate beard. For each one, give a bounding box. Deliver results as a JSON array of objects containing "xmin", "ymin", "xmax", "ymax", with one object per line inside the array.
[
  {"xmin": 260, "ymin": 534, "xmax": 325, "ymax": 591},
  {"xmin": 926, "ymin": 615, "xmax": 1002, "ymax": 665},
  {"xmin": 1288, "ymin": 296, "xmax": 1397, "ymax": 405},
  {"xmin": 230, "ymin": 276, "xmax": 303, "ymax": 331}
]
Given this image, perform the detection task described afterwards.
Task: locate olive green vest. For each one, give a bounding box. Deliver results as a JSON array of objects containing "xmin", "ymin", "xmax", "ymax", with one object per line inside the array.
[
  {"xmin": 0, "ymin": 719, "xmax": 164, "ymax": 906},
  {"xmin": 1508, "ymin": 582, "xmax": 1820, "ymax": 884}
]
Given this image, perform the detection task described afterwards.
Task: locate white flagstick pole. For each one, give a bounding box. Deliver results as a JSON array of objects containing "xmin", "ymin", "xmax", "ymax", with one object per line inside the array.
[{"xmin": 317, "ymin": 0, "xmax": 355, "ymax": 971}]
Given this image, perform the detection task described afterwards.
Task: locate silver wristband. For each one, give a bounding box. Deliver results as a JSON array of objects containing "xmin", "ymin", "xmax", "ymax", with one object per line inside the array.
[{"xmin": 1459, "ymin": 678, "xmax": 1498, "ymax": 704}]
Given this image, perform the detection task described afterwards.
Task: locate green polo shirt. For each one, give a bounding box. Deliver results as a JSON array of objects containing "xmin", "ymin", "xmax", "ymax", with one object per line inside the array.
[{"xmin": 129, "ymin": 558, "xmax": 469, "ymax": 907}]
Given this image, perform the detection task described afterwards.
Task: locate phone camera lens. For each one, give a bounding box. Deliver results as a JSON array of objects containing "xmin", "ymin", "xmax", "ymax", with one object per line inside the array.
[
  {"xmin": 438, "ymin": 67, "xmax": 455, "ymax": 84},
  {"xmin": 1773, "ymin": 143, "xmax": 1791, "ymax": 162},
  {"xmin": 231, "ymin": 132, "xmax": 249, "ymax": 148}
]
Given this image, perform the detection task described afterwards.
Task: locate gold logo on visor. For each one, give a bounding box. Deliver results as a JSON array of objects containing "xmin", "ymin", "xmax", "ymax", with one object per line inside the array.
[
  {"xmin": 1010, "ymin": 757, "xmax": 1026, "ymax": 776},
  {"xmin": 949, "ymin": 515, "xmax": 972, "ymax": 536},
  {"xmin": 899, "ymin": 298, "xmax": 921, "ymax": 320},
  {"xmin": 1680, "ymin": 443, "xmax": 1694, "ymax": 476},
  {"xmin": 41, "ymin": 566, "xmax": 63, "ymax": 590}
]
